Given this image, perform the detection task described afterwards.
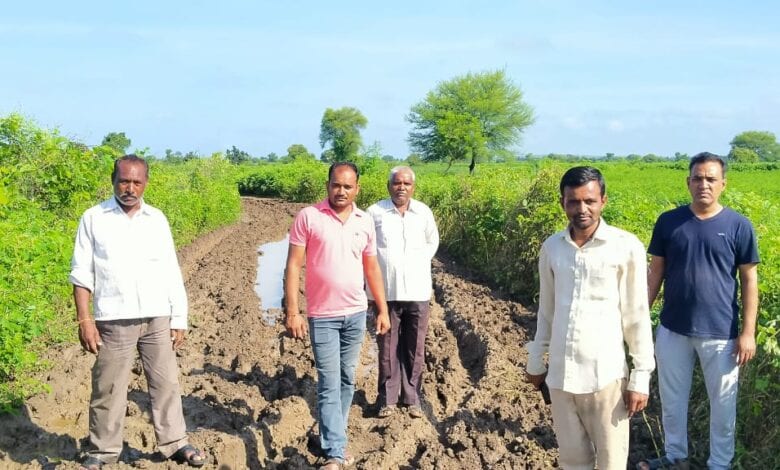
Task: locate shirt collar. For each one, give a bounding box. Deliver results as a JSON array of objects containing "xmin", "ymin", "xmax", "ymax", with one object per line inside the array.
[
  {"xmin": 104, "ymin": 196, "xmax": 153, "ymax": 216},
  {"xmin": 379, "ymin": 197, "xmax": 419, "ymax": 214},
  {"xmin": 315, "ymin": 199, "xmax": 363, "ymax": 217},
  {"xmin": 562, "ymin": 218, "xmax": 612, "ymax": 244}
]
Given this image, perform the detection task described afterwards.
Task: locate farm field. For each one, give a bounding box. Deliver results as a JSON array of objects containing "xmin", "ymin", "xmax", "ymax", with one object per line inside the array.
[
  {"xmin": 1, "ymin": 113, "xmax": 778, "ymax": 468},
  {"xmin": 0, "ymin": 198, "xmax": 659, "ymax": 469}
]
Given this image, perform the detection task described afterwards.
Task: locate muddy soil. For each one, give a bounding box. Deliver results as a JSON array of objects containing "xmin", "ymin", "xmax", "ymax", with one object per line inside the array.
[{"xmin": 0, "ymin": 198, "xmax": 661, "ymax": 469}]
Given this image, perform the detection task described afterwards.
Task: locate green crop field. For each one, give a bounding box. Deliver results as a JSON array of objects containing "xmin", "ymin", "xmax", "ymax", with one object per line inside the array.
[
  {"xmin": 2, "ymin": 111, "xmax": 777, "ymax": 467},
  {"xmin": 239, "ymin": 157, "xmax": 779, "ymax": 468}
]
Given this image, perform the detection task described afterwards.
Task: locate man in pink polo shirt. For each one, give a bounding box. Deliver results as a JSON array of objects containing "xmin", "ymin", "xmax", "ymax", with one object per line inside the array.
[{"xmin": 284, "ymin": 162, "xmax": 390, "ymax": 470}]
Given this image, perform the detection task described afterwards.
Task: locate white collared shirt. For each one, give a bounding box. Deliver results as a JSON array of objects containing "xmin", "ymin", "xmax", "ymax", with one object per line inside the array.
[
  {"xmin": 69, "ymin": 198, "xmax": 188, "ymax": 329},
  {"xmin": 366, "ymin": 198, "xmax": 439, "ymax": 302},
  {"xmin": 526, "ymin": 220, "xmax": 655, "ymax": 394}
]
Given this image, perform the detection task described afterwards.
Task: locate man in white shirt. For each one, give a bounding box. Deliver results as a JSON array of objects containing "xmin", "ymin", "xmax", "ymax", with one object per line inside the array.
[
  {"xmin": 69, "ymin": 155, "xmax": 205, "ymax": 469},
  {"xmin": 526, "ymin": 166, "xmax": 655, "ymax": 470},
  {"xmin": 367, "ymin": 166, "xmax": 439, "ymax": 419}
]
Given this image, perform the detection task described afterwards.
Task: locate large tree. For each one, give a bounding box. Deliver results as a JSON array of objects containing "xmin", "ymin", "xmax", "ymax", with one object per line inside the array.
[
  {"xmin": 407, "ymin": 70, "xmax": 534, "ymax": 173},
  {"xmin": 101, "ymin": 132, "xmax": 131, "ymax": 153},
  {"xmin": 319, "ymin": 107, "xmax": 367, "ymax": 162},
  {"xmin": 729, "ymin": 130, "xmax": 779, "ymax": 161}
]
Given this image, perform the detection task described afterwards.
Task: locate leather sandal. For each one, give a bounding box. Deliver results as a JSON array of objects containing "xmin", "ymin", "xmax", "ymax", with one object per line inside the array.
[
  {"xmin": 169, "ymin": 444, "xmax": 207, "ymax": 467},
  {"xmin": 378, "ymin": 405, "xmax": 396, "ymax": 418}
]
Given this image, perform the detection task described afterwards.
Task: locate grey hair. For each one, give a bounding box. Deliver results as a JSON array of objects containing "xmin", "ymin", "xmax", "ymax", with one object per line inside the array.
[{"xmin": 388, "ymin": 165, "xmax": 416, "ymax": 184}]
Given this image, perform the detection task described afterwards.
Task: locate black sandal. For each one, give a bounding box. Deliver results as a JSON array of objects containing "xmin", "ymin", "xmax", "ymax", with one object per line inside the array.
[
  {"xmin": 78, "ymin": 456, "xmax": 105, "ymax": 470},
  {"xmin": 169, "ymin": 444, "xmax": 207, "ymax": 467}
]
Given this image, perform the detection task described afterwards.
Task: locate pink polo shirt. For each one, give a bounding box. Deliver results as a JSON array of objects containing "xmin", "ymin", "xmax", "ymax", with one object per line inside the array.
[{"xmin": 289, "ymin": 199, "xmax": 377, "ymax": 318}]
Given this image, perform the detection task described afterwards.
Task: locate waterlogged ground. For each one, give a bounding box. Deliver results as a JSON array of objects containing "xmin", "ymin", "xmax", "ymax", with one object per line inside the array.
[{"xmin": 0, "ymin": 198, "xmax": 662, "ymax": 469}]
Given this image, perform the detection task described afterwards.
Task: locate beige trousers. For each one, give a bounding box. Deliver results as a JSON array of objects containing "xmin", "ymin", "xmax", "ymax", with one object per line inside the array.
[
  {"xmin": 549, "ymin": 378, "xmax": 629, "ymax": 470},
  {"xmin": 87, "ymin": 316, "xmax": 188, "ymax": 463}
]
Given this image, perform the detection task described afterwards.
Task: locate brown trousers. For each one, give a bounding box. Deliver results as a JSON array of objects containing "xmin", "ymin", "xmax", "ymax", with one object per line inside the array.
[
  {"xmin": 377, "ymin": 301, "xmax": 431, "ymax": 406},
  {"xmin": 87, "ymin": 316, "xmax": 188, "ymax": 463}
]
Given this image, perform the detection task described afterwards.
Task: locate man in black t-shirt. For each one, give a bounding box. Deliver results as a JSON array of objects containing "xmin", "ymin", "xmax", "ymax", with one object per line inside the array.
[{"xmin": 641, "ymin": 152, "xmax": 760, "ymax": 470}]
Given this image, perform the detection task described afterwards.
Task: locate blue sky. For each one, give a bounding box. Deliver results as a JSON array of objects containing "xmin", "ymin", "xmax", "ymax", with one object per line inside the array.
[{"xmin": 2, "ymin": 1, "xmax": 778, "ymax": 159}]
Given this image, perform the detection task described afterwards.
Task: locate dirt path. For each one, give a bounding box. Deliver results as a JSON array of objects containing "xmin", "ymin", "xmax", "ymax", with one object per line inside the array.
[{"xmin": 0, "ymin": 198, "xmax": 659, "ymax": 469}]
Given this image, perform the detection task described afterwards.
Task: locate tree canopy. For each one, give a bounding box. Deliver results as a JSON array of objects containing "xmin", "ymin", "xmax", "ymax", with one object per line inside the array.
[
  {"xmin": 101, "ymin": 132, "xmax": 131, "ymax": 153},
  {"xmin": 407, "ymin": 70, "xmax": 534, "ymax": 173},
  {"xmin": 729, "ymin": 130, "xmax": 779, "ymax": 162},
  {"xmin": 319, "ymin": 107, "xmax": 367, "ymax": 162},
  {"xmin": 226, "ymin": 145, "xmax": 251, "ymax": 165},
  {"xmin": 285, "ymin": 144, "xmax": 315, "ymax": 162}
]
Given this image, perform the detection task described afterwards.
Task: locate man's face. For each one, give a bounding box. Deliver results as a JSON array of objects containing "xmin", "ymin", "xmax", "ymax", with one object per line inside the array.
[
  {"xmin": 388, "ymin": 170, "xmax": 415, "ymax": 208},
  {"xmin": 113, "ymin": 161, "xmax": 148, "ymax": 212},
  {"xmin": 327, "ymin": 165, "xmax": 359, "ymax": 210},
  {"xmin": 561, "ymin": 180, "xmax": 606, "ymax": 232},
  {"xmin": 687, "ymin": 161, "xmax": 726, "ymax": 208}
]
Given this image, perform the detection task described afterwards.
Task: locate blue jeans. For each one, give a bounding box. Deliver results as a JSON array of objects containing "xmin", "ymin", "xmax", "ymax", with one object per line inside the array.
[{"xmin": 309, "ymin": 311, "xmax": 366, "ymax": 461}]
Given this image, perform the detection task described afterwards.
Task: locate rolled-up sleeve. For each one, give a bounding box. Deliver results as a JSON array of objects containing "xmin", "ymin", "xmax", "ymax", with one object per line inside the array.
[
  {"xmin": 620, "ymin": 238, "xmax": 655, "ymax": 394},
  {"xmin": 69, "ymin": 214, "xmax": 95, "ymax": 292}
]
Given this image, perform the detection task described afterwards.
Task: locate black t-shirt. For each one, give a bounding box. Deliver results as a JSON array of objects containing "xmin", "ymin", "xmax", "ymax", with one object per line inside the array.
[{"xmin": 648, "ymin": 205, "xmax": 760, "ymax": 339}]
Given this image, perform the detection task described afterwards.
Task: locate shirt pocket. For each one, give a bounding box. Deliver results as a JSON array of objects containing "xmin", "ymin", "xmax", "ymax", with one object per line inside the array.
[
  {"xmin": 350, "ymin": 230, "xmax": 368, "ymax": 258},
  {"xmin": 585, "ymin": 260, "xmax": 619, "ymax": 301}
]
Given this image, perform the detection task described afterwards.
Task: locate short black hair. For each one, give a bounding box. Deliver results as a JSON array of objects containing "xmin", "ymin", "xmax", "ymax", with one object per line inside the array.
[
  {"xmin": 689, "ymin": 151, "xmax": 727, "ymax": 176},
  {"xmin": 111, "ymin": 154, "xmax": 149, "ymax": 182},
  {"xmin": 328, "ymin": 161, "xmax": 360, "ymax": 182},
  {"xmin": 559, "ymin": 166, "xmax": 605, "ymax": 197}
]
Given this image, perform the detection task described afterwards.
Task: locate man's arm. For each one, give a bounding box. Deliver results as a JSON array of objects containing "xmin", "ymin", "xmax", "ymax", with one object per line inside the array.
[
  {"xmin": 74, "ymin": 285, "xmax": 101, "ymax": 354},
  {"xmin": 425, "ymin": 210, "xmax": 440, "ymax": 260},
  {"xmin": 364, "ymin": 254, "xmax": 390, "ymax": 335},
  {"xmin": 284, "ymin": 244, "xmax": 308, "ymax": 339},
  {"xmin": 647, "ymin": 255, "xmax": 665, "ymax": 308},
  {"xmin": 526, "ymin": 246, "xmax": 553, "ymax": 389},
  {"xmin": 621, "ymin": 241, "xmax": 655, "ymax": 416},
  {"xmin": 736, "ymin": 263, "xmax": 759, "ymax": 366}
]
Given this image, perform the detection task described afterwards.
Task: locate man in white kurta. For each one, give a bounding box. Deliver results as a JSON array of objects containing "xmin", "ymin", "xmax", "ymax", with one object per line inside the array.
[
  {"xmin": 70, "ymin": 155, "xmax": 205, "ymax": 469},
  {"xmin": 367, "ymin": 166, "xmax": 439, "ymax": 418}
]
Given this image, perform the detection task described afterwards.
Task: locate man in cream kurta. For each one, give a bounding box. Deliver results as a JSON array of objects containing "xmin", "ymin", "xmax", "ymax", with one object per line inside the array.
[{"xmin": 526, "ymin": 166, "xmax": 654, "ymax": 470}]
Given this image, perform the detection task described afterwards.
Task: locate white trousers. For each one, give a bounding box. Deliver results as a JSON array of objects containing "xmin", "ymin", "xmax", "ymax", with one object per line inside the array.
[{"xmin": 656, "ymin": 325, "xmax": 739, "ymax": 470}]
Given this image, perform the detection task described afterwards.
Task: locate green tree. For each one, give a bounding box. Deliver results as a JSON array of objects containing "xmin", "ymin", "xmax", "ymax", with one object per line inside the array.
[
  {"xmin": 266, "ymin": 152, "xmax": 278, "ymax": 162},
  {"xmin": 164, "ymin": 149, "xmax": 184, "ymax": 163},
  {"xmin": 226, "ymin": 145, "xmax": 251, "ymax": 165},
  {"xmin": 729, "ymin": 147, "xmax": 760, "ymax": 163},
  {"xmin": 729, "ymin": 130, "xmax": 780, "ymax": 161},
  {"xmin": 406, "ymin": 153, "xmax": 423, "ymax": 166},
  {"xmin": 101, "ymin": 132, "xmax": 131, "ymax": 153},
  {"xmin": 319, "ymin": 107, "xmax": 368, "ymax": 162},
  {"xmin": 285, "ymin": 144, "xmax": 315, "ymax": 162},
  {"xmin": 407, "ymin": 70, "xmax": 534, "ymax": 173}
]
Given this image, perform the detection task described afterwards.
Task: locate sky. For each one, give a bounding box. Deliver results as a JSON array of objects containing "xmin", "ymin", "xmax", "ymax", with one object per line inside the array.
[{"xmin": 2, "ymin": 1, "xmax": 779, "ymax": 159}]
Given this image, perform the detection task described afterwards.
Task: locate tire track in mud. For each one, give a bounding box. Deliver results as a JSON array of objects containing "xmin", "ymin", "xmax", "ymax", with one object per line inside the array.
[{"xmin": 0, "ymin": 198, "xmax": 563, "ymax": 469}]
